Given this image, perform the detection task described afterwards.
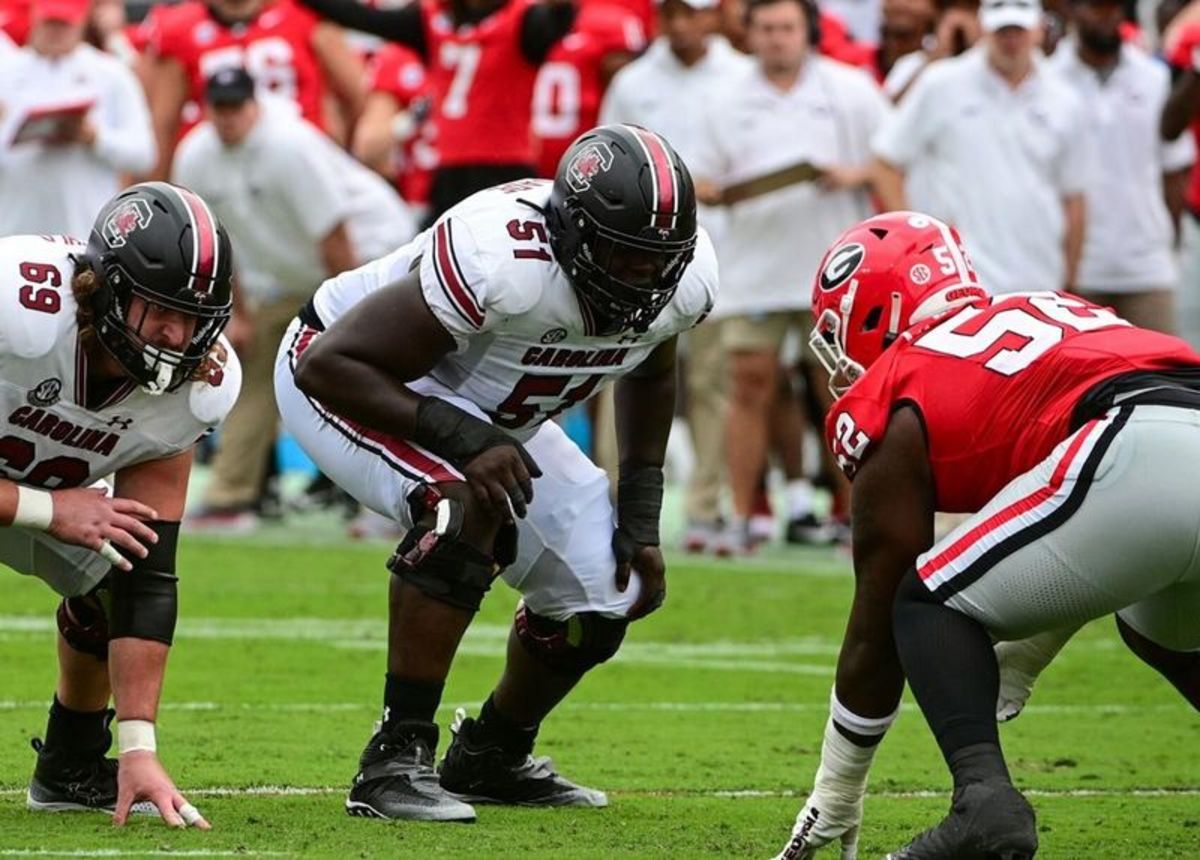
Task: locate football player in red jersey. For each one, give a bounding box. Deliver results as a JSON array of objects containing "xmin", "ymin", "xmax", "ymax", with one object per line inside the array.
[
  {"xmin": 142, "ymin": 0, "xmax": 365, "ymax": 178},
  {"xmin": 532, "ymin": 1, "xmax": 646, "ymax": 179},
  {"xmin": 353, "ymin": 43, "xmax": 435, "ymax": 209},
  {"xmin": 296, "ymin": 0, "xmax": 577, "ymax": 218},
  {"xmin": 771, "ymin": 211, "xmax": 1200, "ymax": 860}
]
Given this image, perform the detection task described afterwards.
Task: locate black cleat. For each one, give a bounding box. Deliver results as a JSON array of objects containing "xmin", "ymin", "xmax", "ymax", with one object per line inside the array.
[
  {"xmin": 345, "ymin": 721, "xmax": 476, "ymax": 822},
  {"xmin": 438, "ymin": 709, "xmax": 607, "ymax": 808},
  {"xmin": 785, "ymin": 513, "xmax": 839, "ymax": 546},
  {"xmin": 26, "ymin": 737, "xmax": 118, "ymax": 813},
  {"xmin": 887, "ymin": 780, "xmax": 1038, "ymax": 860}
]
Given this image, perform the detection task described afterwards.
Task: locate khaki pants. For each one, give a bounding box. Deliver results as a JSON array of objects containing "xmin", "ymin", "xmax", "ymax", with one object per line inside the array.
[
  {"xmin": 204, "ymin": 296, "xmax": 306, "ymax": 510},
  {"xmin": 1078, "ymin": 289, "xmax": 1176, "ymax": 334},
  {"xmin": 682, "ymin": 319, "xmax": 727, "ymax": 523}
]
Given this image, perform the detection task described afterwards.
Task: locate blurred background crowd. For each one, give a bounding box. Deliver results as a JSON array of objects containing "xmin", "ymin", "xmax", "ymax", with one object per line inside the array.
[{"xmin": 4, "ymin": 0, "xmax": 1200, "ymax": 554}]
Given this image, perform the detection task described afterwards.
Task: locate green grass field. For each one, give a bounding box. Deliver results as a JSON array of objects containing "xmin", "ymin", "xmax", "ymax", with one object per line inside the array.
[{"xmin": 0, "ymin": 529, "xmax": 1197, "ymax": 858}]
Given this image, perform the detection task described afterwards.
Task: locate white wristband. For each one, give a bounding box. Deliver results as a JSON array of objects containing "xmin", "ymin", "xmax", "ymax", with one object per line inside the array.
[
  {"xmin": 118, "ymin": 719, "xmax": 157, "ymax": 755},
  {"xmin": 12, "ymin": 486, "xmax": 53, "ymax": 530}
]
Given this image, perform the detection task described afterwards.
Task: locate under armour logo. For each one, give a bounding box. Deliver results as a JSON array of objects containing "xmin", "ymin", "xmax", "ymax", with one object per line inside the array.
[{"xmin": 106, "ymin": 416, "xmax": 133, "ymax": 430}]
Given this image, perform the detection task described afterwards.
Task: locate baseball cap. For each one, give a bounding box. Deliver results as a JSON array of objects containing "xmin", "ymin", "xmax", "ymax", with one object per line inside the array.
[
  {"xmin": 979, "ymin": 0, "xmax": 1042, "ymax": 32},
  {"xmin": 32, "ymin": 0, "xmax": 89, "ymax": 24},
  {"xmin": 205, "ymin": 67, "xmax": 256, "ymax": 106}
]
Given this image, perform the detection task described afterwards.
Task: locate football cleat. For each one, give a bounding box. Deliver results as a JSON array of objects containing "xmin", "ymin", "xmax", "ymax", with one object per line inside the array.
[
  {"xmin": 27, "ymin": 737, "xmax": 118, "ymax": 813},
  {"xmin": 682, "ymin": 519, "xmax": 721, "ymax": 554},
  {"xmin": 785, "ymin": 513, "xmax": 840, "ymax": 546},
  {"xmin": 886, "ymin": 780, "xmax": 1038, "ymax": 860},
  {"xmin": 438, "ymin": 709, "xmax": 607, "ymax": 807},
  {"xmin": 346, "ymin": 721, "xmax": 476, "ymax": 822}
]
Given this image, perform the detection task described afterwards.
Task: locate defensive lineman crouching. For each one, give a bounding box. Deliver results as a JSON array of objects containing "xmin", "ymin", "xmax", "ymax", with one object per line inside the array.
[{"xmin": 276, "ymin": 124, "xmax": 717, "ymax": 821}]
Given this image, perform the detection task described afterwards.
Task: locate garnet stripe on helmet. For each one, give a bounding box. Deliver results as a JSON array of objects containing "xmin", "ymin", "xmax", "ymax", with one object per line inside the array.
[
  {"xmin": 171, "ymin": 185, "xmax": 220, "ymax": 295},
  {"xmin": 631, "ymin": 127, "xmax": 677, "ymax": 231},
  {"xmin": 433, "ymin": 220, "xmax": 485, "ymax": 328}
]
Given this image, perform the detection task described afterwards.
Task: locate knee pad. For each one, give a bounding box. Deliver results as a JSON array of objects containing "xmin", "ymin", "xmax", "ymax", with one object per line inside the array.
[
  {"xmin": 387, "ymin": 524, "xmax": 499, "ymax": 612},
  {"xmin": 514, "ymin": 604, "xmax": 628, "ymax": 675},
  {"xmin": 56, "ymin": 593, "xmax": 109, "ymax": 660}
]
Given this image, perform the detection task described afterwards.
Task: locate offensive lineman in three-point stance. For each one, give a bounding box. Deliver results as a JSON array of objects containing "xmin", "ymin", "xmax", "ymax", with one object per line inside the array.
[{"xmin": 0, "ymin": 182, "xmax": 240, "ymax": 828}]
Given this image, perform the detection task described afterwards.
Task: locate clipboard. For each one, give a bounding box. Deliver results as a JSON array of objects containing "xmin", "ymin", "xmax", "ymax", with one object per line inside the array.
[
  {"xmin": 11, "ymin": 97, "xmax": 94, "ymax": 145},
  {"xmin": 719, "ymin": 161, "xmax": 824, "ymax": 206}
]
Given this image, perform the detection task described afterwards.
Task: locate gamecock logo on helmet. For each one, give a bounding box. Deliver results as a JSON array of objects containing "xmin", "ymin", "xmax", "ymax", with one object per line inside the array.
[
  {"xmin": 103, "ymin": 198, "xmax": 154, "ymax": 248},
  {"xmin": 566, "ymin": 142, "xmax": 615, "ymax": 193}
]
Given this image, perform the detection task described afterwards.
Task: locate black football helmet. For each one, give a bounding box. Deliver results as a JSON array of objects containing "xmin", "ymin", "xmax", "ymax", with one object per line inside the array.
[
  {"xmin": 83, "ymin": 182, "xmax": 233, "ymax": 395},
  {"xmin": 546, "ymin": 124, "xmax": 698, "ymax": 336}
]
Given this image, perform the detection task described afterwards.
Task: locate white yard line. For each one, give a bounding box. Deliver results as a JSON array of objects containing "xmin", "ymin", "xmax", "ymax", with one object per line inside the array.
[
  {"xmin": 2, "ymin": 785, "xmax": 1196, "ymax": 801},
  {"xmin": 0, "ymin": 852, "xmax": 285, "ymax": 858},
  {"xmin": 0, "ymin": 699, "xmax": 1187, "ymax": 716}
]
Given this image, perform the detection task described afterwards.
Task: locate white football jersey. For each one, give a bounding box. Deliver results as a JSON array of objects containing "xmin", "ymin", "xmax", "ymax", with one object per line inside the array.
[
  {"xmin": 0, "ymin": 235, "xmax": 241, "ymax": 489},
  {"xmin": 312, "ymin": 179, "xmax": 719, "ymax": 440}
]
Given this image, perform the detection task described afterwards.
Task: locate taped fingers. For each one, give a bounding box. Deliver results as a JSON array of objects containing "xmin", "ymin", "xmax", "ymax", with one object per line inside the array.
[
  {"xmin": 178, "ymin": 799, "xmax": 210, "ymax": 829},
  {"xmin": 98, "ymin": 540, "xmax": 129, "ymax": 570}
]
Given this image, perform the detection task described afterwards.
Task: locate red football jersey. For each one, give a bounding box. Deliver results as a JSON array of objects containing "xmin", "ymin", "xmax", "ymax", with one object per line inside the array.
[
  {"xmin": 533, "ymin": 3, "xmax": 645, "ymax": 178},
  {"xmin": 827, "ymin": 292, "xmax": 1200, "ymax": 513},
  {"xmin": 420, "ymin": 0, "xmax": 542, "ymax": 166},
  {"xmin": 145, "ymin": 0, "xmax": 328, "ymax": 135},
  {"xmin": 367, "ymin": 42, "xmax": 434, "ymax": 204},
  {"xmin": 1167, "ymin": 24, "xmax": 1200, "ymax": 215},
  {"xmin": 0, "ymin": 0, "xmax": 30, "ymax": 45}
]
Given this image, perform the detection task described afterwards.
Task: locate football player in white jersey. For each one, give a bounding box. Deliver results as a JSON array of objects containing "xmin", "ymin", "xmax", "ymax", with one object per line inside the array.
[
  {"xmin": 0, "ymin": 182, "xmax": 241, "ymax": 829},
  {"xmin": 275, "ymin": 124, "xmax": 718, "ymax": 821}
]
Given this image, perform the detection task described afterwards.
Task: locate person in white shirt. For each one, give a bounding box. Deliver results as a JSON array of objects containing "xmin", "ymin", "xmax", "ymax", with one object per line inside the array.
[
  {"xmin": 172, "ymin": 67, "xmax": 415, "ymax": 525},
  {"xmin": 1050, "ymin": 0, "xmax": 1194, "ymax": 332},
  {"xmin": 691, "ymin": 0, "xmax": 888, "ymax": 554},
  {"xmin": 873, "ymin": 0, "xmax": 1092, "ymax": 294},
  {"xmin": 0, "ymin": 0, "xmax": 155, "ymax": 239},
  {"xmin": 600, "ymin": 0, "xmax": 752, "ymax": 554}
]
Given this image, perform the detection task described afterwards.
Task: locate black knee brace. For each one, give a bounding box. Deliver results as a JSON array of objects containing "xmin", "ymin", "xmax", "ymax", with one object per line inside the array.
[
  {"xmin": 387, "ymin": 524, "xmax": 498, "ymax": 612},
  {"xmin": 56, "ymin": 592, "xmax": 110, "ymax": 660},
  {"xmin": 107, "ymin": 522, "xmax": 180, "ymax": 645},
  {"xmin": 514, "ymin": 603, "xmax": 628, "ymax": 675}
]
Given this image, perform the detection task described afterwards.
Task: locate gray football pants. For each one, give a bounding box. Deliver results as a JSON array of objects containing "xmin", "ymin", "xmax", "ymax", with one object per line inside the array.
[{"xmin": 916, "ymin": 404, "xmax": 1200, "ymax": 652}]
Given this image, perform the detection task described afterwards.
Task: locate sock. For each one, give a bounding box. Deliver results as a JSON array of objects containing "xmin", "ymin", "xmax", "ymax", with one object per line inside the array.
[
  {"xmin": 474, "ymin": 694, "xmax": 538, "ymax": 756},
  {"xmin": 381, "ymin": 675, "xmax": 444, "ymax": 730},
  {"xmin": 892, "ymin": 570, "xmax": 1004, "ymax": 765},
  {"xmin": 786, "ymin": 479, "xmax": 815, "ymax": 519},
  {"xmin": 43, "ymin": 696, "xmax": 111, "ymax": 756}
]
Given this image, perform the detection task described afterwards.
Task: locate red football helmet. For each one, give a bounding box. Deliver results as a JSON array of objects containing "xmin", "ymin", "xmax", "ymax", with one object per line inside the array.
[{"xmin": 809, "ymin": 211, "xmax": 987, "ymax": 395}]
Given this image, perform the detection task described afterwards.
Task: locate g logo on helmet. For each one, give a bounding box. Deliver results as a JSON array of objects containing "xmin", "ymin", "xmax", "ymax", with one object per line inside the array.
[
  {"xmin": 566, "ymin": 141, "xmax": 615, "ymax": 193},
  {"xmin": 103, "ymin": 198, "xmax": 154, "ymax": 248},
  {"xmin": 819, "ymin": 243, "xmax": 866, "ymax": 291}
]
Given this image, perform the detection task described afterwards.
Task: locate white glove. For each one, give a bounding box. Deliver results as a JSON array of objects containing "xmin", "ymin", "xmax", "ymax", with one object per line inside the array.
[
  {"xmin": 994, "ymin": 624, "xmax": 1082, "ymax": 722},
  {"xmin": 771, "ymin": 706, "xmax": 882, "ymax": 860},
  {"xmin": 771, "ymin": 789, "xmax": 862, "ymax": 860}
]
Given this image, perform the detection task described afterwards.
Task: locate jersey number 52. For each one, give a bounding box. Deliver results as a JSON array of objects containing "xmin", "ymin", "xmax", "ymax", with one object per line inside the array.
[{"xmin": 914, "ymin": 293, "xmax": 1128, "ymax": 375}]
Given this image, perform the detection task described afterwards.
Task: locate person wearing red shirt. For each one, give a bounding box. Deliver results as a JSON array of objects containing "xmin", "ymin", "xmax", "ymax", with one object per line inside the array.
[
  {"xmin": 771, "ymin": 211, "xmax": 1200, "ymax": 859},
  {"xmin": 142, "ymin": 0, "xmax": 365, "ymax": 178},
  {"xmin": 1163, "ymin": 20, "xmax": 1200, "ymax": 349},
  {"xmin": 0, "ymin": 0, "xmax": 31, "ymax": 44},
  {"xmin": 354, "ymin": 43, "xmax": 436, "ymax": 209},
  {"xmin": 296, "ymin": 0, "xmax": 576, "ymax": 219},
  {"xmin": 533, "ymin": 0, "xmax": 646, "ymax": 178}
]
